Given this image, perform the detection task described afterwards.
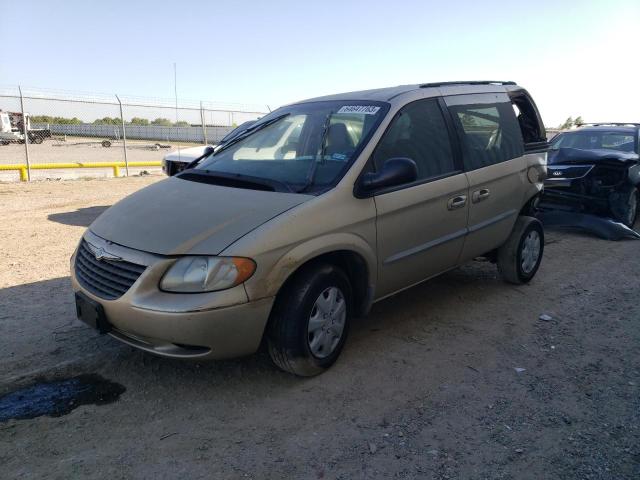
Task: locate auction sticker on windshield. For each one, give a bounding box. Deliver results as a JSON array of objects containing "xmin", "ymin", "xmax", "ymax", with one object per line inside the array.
[{"xmin": 337, "ymin": 105, "xmax": 381, "ymax": 115}]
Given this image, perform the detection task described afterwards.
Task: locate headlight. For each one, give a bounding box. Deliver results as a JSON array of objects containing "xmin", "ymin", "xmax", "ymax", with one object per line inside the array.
[{"xmin": 160, "ymin": 256, "xmax": 256, "ymax": 293}]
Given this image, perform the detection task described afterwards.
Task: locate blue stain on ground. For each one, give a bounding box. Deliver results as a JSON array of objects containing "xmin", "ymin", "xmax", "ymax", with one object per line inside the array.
[{"xmin": 0, "ymin": 374, "xmax": 125, "ymax": 422}]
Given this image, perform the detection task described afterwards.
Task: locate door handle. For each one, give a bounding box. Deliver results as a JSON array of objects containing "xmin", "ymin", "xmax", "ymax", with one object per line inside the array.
[
  {"xmin": 472, "ymin": 188, "xmax": 491, "ymax": 203},
  {"xmin": 447, "ymin": 195, "xmax": 467, "ymax": 210}
]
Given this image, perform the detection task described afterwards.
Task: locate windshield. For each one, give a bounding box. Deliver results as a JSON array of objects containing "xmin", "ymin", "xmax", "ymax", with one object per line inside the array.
[
  {"xmin": 550, "ymin": 130, "xmax": 637, "ymax": 154},
  {"xmin": 194, "ymin": 101, "xmax": 388, "ymax": 193}
]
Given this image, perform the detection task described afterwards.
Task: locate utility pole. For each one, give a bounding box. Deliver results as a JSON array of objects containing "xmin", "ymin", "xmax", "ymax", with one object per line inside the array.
[
  {"xmin": 200, "ymin": 101, "xmax": 207, "ymax": 145},
  {"xmin": 115, "ymin": 94, "xmax": 129, "ymax": 176},
  {"xmin": 174, "ymin": 62, "xmax": 180, "ymax": 162},
  {"xmin": 18, "ymin": 86, "xmax": 31, "ymax": 181}
]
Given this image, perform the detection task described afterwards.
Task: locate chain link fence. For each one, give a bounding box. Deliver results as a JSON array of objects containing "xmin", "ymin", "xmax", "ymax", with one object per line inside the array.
[{"xmin": 0, "ymin": 86, "xmax": 268, "ymax": 181}]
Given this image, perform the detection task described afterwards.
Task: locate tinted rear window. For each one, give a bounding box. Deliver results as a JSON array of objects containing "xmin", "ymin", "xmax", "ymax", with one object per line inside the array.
[{"xmin": 449, "ymin": 102, "xmax": 524, "ymax": 170}]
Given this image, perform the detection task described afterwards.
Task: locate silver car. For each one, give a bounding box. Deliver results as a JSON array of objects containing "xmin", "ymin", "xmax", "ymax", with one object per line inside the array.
[{"xmin": 72, "ymin": 81, "xmax": 548, "ymax": 376}]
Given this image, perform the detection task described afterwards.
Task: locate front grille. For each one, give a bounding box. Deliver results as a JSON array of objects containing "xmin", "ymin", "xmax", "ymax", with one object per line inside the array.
[
  {"xmin": 546, "ymin": 165, "xmax": 594, "ymax": 180},
  {"xmin": 75, "ymin": 239, "xmax": 146, "ymax": 300}
]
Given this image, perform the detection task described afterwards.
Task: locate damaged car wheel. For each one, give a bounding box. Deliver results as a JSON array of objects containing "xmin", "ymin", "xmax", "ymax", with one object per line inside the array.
[
  {"xmin": 497, "ymin": 216, "xmax": 544, "ymax": 284},
  {"xmin": 609, "ymin": 187, "xmax": 638, "ymax": 228}
]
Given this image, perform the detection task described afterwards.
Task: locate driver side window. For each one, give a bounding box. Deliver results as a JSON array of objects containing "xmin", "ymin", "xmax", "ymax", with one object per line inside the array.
[{"xmin": 371, "ymin": 98, "xmax": 457, "ymax": 182}]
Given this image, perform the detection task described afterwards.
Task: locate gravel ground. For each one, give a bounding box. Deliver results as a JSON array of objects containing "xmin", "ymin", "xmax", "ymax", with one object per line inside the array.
[{"xmin": 0, "ymin": 176, "xmax": 639, "ymax": 479}]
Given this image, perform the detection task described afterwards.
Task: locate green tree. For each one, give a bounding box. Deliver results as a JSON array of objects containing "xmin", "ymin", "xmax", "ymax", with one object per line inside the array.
[
  {"xmin": 93, "ymin": 117, "xmax": 120, "ymax": 125},
  {"xmin": 30, "ymin": 115, "xmax": 53, "ymax": 123},
  {"xmin": 151, "ymin": 118, "xmax": 172, "ymax": 126},
  {"xmin": 574, "ymin": 116, "xmax": 584, "ymax": 126},
  {"xmin": 129, "ymin": 117, "xmax": 150, "ymax": 125},
  {"xmin": 559, "ymin": 116, "xmax": 574, "ymax": 130},
  {"xmin": 58, "ymin": 117, "xmax": 82, "ymax": 125},
  {"xmin": 30, "ymin": 115, "xmax": 82, "ymax": 125},
  {"xmin": 173, "ymin": 120, "xmax": 190, "ymax": 127}
]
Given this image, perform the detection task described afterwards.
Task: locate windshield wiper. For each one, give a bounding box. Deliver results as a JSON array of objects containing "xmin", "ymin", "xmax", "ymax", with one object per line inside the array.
[
  {"xmin": 297, "ymin": 112, "xmax": 333, "ymax": 193},
  {"xmin": 184, "ymin": 113, "xmax": 290, "ymax": 170},
  {"xmin": 178, "ymin": 169, "xmax": 294, "ymax": 193}
]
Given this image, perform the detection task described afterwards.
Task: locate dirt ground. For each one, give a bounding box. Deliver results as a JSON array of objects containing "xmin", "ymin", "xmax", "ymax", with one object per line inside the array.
[{"xmin": 0, "ymin": 175, "xmax": 639, "ymax": 479}]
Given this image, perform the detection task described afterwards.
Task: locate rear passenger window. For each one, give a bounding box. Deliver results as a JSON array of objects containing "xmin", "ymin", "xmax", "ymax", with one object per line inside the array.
[
  {"xmin": 372, "ymin": 99, "xmax": 457, "ymax": 181},
  {"xmin": 449, "ymin": 102, "xmax": 523, "ymax": 170}
]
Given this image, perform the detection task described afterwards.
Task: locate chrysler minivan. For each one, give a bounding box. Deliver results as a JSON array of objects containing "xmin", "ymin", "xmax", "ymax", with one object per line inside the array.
[{"xmin": 72, "ymin": 81, "xmax": 548, "ymax": 376}]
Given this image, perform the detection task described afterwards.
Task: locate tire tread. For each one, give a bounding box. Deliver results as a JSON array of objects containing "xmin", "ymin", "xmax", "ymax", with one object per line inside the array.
[
  {"xmin": 497, "ymin": 216, "xmax": 544, "ymax": 285},
  {"xmin": 266, "ymin": 263, "xmax": 351, "ymax": 376}
]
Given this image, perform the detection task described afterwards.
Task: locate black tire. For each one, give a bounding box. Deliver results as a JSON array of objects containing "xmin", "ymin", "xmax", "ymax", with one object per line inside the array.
[
  {"xmin": 497, "ymin": 216, "xmax": 544, "ymax": 284},
  {"xmin": 101, "ymin": 140, "xmax": 111, "ymax": 148},
  {"xmin": 32, "ymin": 135, "xmax": 43, "ymax": 144},
  {"xmin": 267, "ymin": 263, "xmax": 352, "ymax": 377},
  {"xmin": 609, "ymin": 186, "xmax": 638, "ymax": 228}
]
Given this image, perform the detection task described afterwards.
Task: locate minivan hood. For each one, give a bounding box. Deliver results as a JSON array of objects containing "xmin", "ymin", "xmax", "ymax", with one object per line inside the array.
[{"xmin": 89, "ymin": 177, "xmax": 311, "ymax": 255}]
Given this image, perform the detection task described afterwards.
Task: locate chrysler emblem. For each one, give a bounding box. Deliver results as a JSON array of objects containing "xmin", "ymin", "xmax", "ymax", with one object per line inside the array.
[{"xmin": 86, "ymin": 242, "xmax": 122, "ymax": 262}]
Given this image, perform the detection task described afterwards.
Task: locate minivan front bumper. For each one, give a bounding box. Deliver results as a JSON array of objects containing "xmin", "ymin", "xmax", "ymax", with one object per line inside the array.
[{"xmin": 70, "ymin": 231, "xmax": 274, "ymax": 360}]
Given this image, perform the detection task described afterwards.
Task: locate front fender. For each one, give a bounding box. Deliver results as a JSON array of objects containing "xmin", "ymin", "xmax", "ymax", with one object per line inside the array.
[
  {"xmin": 628, "ymin": 164, "xmax": 640, "ymax": 186},
  {"xmin": 244, "ymin": 232, "xmax": 377, "ymax": 301}
]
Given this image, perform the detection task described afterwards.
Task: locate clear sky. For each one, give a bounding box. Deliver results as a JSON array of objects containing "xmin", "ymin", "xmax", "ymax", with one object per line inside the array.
[{"xmin": 1, "ymin": 0, "xmax": 639, "ymax": 126}]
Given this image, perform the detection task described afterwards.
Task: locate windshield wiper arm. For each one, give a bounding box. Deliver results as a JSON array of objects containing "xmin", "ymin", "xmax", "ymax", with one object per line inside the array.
[{"xmin": 297, "ymin": 112, "xmax": 333, "ymax": 193}]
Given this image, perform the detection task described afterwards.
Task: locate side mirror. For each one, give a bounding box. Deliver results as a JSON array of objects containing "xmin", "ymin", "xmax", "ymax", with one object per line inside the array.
[
  {"xmin": 358, "ymin": 158, "xmax": 418, "ymax": 194},
  {"xmin": 203, "ymin": 145, "xmax": 215, "ymax": 155}
]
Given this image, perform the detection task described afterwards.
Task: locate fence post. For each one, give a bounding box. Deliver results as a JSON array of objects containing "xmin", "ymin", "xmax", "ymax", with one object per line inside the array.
[
  {"xmin": 18, "ymin": 86, "xmax": 31, "ymax": 181},
  {"xmin": 115, "ymin": 94, "xmax": 129, "ymax": 177},
  {"xmin": 200, "ymin": 101, "xmax": 207, "ymax": 145}
]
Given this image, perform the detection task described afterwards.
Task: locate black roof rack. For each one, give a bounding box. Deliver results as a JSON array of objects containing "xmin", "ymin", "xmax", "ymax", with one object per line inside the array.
[
  {"xmin": 420, "ymin": 80, "xmax": 516, "ymax": 88},
  {"xmin": 576, "ymin": 122, "xmax": 640, "ymax": 127}
]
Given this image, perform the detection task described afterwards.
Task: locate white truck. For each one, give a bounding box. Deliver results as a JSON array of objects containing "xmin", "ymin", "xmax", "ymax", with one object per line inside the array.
[{"xmin": 0, "ymin": 110, "xmax": 51, "ymax": 145}]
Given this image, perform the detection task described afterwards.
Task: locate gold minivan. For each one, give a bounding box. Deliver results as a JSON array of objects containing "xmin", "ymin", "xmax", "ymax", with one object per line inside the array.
[{"xmin": 72, "ymin": 81, "xmax": 548, "ymax": 376}]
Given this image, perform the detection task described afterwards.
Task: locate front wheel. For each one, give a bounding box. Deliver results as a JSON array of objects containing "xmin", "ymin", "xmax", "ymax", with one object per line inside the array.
[
  {"xmin": 497, "ymin": 216, "xmax": 544, "ymax": 284},
  {"xmin": 610, "ymin": 186, "xmax": 638, "ymax": 228},
  {"xmin": 267, "ymin": 263, "xmax": 352, "ymax": 377}
]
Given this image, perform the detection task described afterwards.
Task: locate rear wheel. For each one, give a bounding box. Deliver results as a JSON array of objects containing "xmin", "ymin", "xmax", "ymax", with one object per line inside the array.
[
  {"xmin": 610, "ymin": 186, "xmax": 638, "ymax": 228},
  {"xmin": 497, "ymin": 216, "xmax": 544, "ymax": 284},
  {"xmin": 32, "ymin": 135, "xmax": 43, "ymax": 144},
  {"xmin": 267, "ymin": 263, "xmax": 352, "ymax": 377},
  {"xmin": 101, "ymin": 140, "xmax": 111, "ymax": 148}
]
